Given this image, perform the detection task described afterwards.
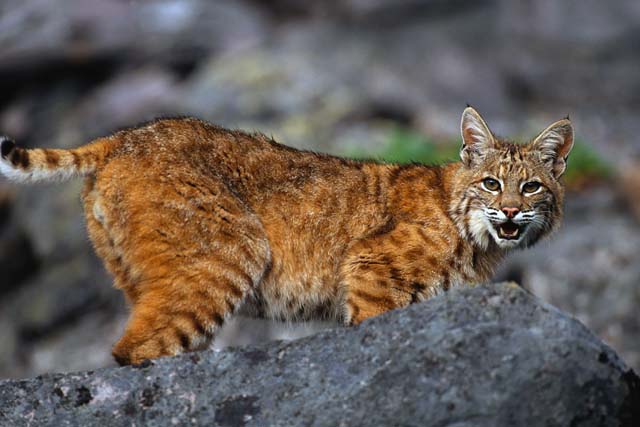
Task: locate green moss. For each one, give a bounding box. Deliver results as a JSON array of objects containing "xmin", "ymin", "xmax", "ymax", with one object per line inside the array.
[
  {"xmin": 346, "ymin": 127, "xmax": 459, "ymax": 165},
  {"xmin": 563, "ymin": 139, "xmax": 612, "ymax": 188},
  {"xmin": 346, "ymin": 126, "xmax": 611, "ymax": 189}
]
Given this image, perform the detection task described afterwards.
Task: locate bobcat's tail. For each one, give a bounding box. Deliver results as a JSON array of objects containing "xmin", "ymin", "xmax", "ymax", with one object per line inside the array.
[{"xmin": 0, "ymin": 136, "xmax": 116, "ymax": 183}]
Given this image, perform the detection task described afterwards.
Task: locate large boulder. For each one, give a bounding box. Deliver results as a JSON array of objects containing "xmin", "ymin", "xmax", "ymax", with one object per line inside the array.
[{"xmin": 0, "ymin": 283, "xmax": 637, "ymax": 426}]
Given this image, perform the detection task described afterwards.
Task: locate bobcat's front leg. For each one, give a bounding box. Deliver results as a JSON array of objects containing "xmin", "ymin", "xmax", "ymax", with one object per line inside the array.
[{"xmin": 340, "ymin": 222, "xmax": 458, "ymax": 325}]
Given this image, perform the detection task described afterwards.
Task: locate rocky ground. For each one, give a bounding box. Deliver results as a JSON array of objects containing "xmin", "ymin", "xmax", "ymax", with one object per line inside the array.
[
  {"xmin": 0, "ymin": 0, "xmax": 639, "ymax": 379},
  {"xmin": 1, "ymin": 284, "xmax": 638, "ymax": 427}
]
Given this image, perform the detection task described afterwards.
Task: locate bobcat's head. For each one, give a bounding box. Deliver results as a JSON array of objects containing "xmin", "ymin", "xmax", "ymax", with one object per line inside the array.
[{"xmin": 451, "ymin": 107, "xmax": 574, "ymax": 250}]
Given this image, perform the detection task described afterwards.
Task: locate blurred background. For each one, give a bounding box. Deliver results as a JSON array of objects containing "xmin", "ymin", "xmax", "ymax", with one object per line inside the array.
[{"xmin": 1, "ymin": 0, "xmax": 639, "ymax": 379}]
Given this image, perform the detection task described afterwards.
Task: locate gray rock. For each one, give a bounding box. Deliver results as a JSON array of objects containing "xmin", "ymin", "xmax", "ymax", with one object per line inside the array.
[
  {"xmin": 10, "ymin": 180, "xmax": 87, "ymax": 264},
  {"xmin": 0, "ymin": 224, "xmax": 39, "ymax": 295},
  {"xmin": 0, "ymin": 283, "xmax": 637, "ymax": 427},
  {"xmin": 0, "ymin": 190, "xmax": 39, "ymax": 293},
  {"xmin": 64, "ymin": 67, "xmax": 182, "ymax": 140},
  {"xmin": 0, "ymin": 0, "xmax": 269, "ymax": 72},
  {"xmin": 0, "ymin": 254, "xmax": 121, "ymax": 379}
]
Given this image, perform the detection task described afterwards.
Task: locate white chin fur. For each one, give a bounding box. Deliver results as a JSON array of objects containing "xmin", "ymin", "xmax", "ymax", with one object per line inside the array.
[
  {"xmin": 491, "ymin": 232, "xmax": 523, "ymax": 249},
  {"xmin": 469, "ymin": 209, "xmax": 526, "ymax": 250}
]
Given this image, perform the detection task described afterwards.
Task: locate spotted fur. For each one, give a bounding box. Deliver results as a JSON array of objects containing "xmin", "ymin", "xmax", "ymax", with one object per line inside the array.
[{"xmin": 0, "ymin": 108, "xmax": 573, "ymax": 364}]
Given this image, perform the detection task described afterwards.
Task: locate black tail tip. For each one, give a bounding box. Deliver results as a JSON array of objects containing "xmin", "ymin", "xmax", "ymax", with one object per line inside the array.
[{"xmin": 1, "ymin": 137, "xmax": 15, "ymax": 159}]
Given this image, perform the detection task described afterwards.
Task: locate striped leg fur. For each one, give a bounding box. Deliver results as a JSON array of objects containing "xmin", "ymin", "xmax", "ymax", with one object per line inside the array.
[
  {"xmin": 85, "ymin": 160, "xmax": 272, "ymax": 365},
  {"xmin": 110, "ymin": 230, "xmax": 272, "ymax": 365}
]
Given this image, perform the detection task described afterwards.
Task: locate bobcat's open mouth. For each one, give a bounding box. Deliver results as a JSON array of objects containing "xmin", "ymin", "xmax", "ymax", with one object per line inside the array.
[{"xmin": 496, "ymin": 221, "xmax": 521, "ymax": 240}]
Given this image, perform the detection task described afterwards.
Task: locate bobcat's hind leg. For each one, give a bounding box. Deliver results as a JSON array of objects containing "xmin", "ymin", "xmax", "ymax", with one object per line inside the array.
[
  {"xmin": 93, "ymin": 169, "xmax": 271, "ymax": 365},
  {"xmin": 112, "ymin": 225, "xmax": 271, "ymax": 365}
]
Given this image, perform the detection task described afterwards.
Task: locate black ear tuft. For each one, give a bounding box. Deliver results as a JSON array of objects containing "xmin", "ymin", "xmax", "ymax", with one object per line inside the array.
[
  {"xmin": 466, "ymin": 102, "xmax": 472, "ymax": 108},
  {"xmin": 1, "ymin": 137, "xmax": 15, "ymax": 159},
  {"xmin": 564, "ymin": 114, "xmax": 571, "ymax": 121}
]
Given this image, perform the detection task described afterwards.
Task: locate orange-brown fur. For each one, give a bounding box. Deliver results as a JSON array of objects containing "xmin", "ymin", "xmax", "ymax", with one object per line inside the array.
[{"xmin": 0, "ymin": 108, "xmax": 574, "ymax": 365}]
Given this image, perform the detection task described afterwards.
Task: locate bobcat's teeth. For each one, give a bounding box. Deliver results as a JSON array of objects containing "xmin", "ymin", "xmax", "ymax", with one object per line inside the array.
[{"xmin": 498, "ymin": 222, "xmax": 520, "ymax": 239}]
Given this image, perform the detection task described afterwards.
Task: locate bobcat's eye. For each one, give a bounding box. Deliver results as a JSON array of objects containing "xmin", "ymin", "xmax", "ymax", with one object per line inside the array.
[
  {"xmin": 482, "ymin": 177, "xmax": 501, "ymax": 192},
  {"xmin": 522, "ymin": 181, "xmax": 541, "ymax": 194}
]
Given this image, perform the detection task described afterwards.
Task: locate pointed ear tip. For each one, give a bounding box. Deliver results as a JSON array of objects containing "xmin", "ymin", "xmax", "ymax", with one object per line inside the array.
[
  {"xmin": 562, "ymin": 119, "xmax": 575, "ymax": 134},
  {"xmin": 548, "ymin": 118, "xmax": 573, "ymax": 132},
  {"xmin": 462, "ymin": 105, "xmax": 479, "ymax": 118}
]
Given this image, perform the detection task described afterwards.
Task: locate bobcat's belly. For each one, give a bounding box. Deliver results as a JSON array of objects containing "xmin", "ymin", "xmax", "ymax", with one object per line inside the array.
[
  {"xmin": 240, "ymin": 255, "xmax": 343, "ymax": 322},
  {"xmin": 234, "ymin": 212, "xmax": 352, "ymax": 322}
]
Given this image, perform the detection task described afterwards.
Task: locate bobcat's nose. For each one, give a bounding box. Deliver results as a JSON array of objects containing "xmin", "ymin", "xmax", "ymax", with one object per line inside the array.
[{"xmin": 502, "ymin": 207, "xmax": 520, "ymax": 219}]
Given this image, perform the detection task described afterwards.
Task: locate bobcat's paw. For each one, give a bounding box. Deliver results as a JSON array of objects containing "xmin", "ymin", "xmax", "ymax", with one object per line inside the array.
[{"xmin": 112, "ymin": 336, "xmax": 180, "ymax": 366}]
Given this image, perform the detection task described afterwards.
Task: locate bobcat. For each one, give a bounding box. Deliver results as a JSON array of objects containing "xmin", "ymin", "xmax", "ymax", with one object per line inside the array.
[{"xmin": 0, "ymin": 107, "xmax": 573, "ymax": 365}]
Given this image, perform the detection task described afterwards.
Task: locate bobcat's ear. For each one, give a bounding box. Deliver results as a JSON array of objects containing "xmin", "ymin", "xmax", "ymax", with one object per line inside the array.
[
  {"xmin": 531, "ymin": 118, "xmax": 574, "ymax": 178},
  {"xmin": 460, "ymin": 107, "xmax": 497, "ymax": 167}
]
